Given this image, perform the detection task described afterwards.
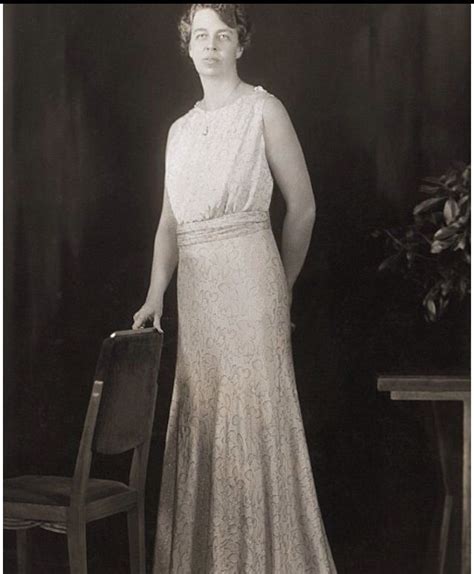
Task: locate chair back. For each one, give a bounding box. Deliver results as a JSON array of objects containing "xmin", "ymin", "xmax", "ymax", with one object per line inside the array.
[{"xmin": 92, "ymin": 328, "xmax": 163, "ymax": 455}]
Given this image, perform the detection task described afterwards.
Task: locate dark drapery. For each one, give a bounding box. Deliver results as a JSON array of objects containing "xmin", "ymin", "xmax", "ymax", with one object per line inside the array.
[{"xmin": 5, "ymin": 5, "xmax": 470, "ymax": 573}]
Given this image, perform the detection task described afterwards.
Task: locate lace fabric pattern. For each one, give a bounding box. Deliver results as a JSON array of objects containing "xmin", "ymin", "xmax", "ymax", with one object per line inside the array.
[
  {"xmin": 165, "ymin": 87, "xmax": 274, "ymax": 225},
  {"xmin": 153, "ymin": 87, "xmax": 338, "ymax": 573}
]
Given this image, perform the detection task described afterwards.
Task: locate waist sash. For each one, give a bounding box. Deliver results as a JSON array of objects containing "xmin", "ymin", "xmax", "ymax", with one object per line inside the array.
[{"xmin": 177, "ymin": 210, "xmax": 270, "ymax": 247}]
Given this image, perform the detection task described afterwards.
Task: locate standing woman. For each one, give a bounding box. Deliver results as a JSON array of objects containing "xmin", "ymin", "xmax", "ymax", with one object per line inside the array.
[{"xmin": 133, "ymin": 4, "xmax": 337, "ymax": 573}]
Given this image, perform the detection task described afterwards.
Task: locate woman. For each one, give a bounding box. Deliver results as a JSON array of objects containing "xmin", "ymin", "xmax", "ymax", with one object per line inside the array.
[{"xmin": 133, "ymin": 4, "xmax": 337, "ymax": 573}]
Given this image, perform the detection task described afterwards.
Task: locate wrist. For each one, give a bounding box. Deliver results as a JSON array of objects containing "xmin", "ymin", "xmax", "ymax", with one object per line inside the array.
[{"xmin": 145, "ymin": 291, "xmax": 164, "ymax": 307}]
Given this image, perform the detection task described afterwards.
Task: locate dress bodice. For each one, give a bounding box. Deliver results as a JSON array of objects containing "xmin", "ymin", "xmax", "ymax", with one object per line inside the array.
[{"xmin": 165, "ymin": 86, "xmax": 274, "ymax": 225}]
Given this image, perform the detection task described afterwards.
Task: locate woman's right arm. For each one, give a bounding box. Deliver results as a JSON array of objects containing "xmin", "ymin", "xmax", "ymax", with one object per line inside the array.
[
  {"xmin": 132, "ymin": 126, "xmax": 179, "ymax": 331},
  {"xmin": 132, "ymin": 186, "xmax": 178, "ymax": 332}
]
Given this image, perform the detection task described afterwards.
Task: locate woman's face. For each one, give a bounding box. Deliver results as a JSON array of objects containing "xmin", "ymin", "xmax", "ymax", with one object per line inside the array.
[{"xmin": 188, "ymin": 8, "xmax": 243, "ymax": 77}]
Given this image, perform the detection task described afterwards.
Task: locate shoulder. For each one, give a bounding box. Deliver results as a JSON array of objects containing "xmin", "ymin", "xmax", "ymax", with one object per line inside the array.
[
  {"xmin": 170, "ymin": 110, "xmax": 191, "ymax": 134},
  {"xmin": 260, "ymin": 92, "xmax": 300, "ymax": 153},
  {"xmin": 168, "ymin": 117, "xmax": 181, "ymax": 141},
  {"xmin": 243, "ymin": 85, "xmax": 288, "ymax": 124},
  {"xmin": 261, "ymin": 93, "xmax": 291, "ymax": 127},
  {"xmin": 166, "ymin": 111, "xmax": 191, "ymax": 147}
]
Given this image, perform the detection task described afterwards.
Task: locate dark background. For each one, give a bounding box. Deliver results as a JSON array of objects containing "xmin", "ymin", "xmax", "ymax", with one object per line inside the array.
[{"xmin": 4, "ymin": 4, "xmax": 470, "ymax": 573}]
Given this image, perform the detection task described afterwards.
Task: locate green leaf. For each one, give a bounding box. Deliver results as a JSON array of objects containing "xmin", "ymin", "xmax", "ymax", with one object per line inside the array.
[
  {"xmin": 378, "ymin": 252, "xmax": 402, "ymax": 272},
  {"xmin": 454, "ymin": 233, "xmax": 467, "ymax": 251},
  {"xmin": 422, "ymin": 176, "xmax": 444, "ymax": 186},
  {"xmin": 420, "ymin": 184, "xmax": 440, "ymax": 195},
  {"xmin": 443, "ymin": 198, "xmax": 460, "ymax": 224},
  {"xmin": 413, "ymin": 196, "xmax": 446, "ymax": 215},
  {"xmin": 434, "ymin": 226, "xmax": 460, "ymax": 240},
  {"xmin": 426, "ymin": 299, "xmax": 437, "ymax": 321},
  {"xmin": 431, "ymin": 238, "xmax": 459, "ymax": 253},
  {"xmin": 462, "ymin": 167, "xmax": 471, "ymax": 186}
]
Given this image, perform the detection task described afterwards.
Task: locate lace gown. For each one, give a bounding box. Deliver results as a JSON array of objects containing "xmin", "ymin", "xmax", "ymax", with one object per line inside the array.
[{"xmin": 152, "ymin": 86, "xmax": 337, "ymax": 573}]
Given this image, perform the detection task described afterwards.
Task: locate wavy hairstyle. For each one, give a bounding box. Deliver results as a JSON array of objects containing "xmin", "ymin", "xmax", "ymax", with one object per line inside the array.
[{"xmin": 178, "ymin": 4, "xmax": 252, "ymax": 54}]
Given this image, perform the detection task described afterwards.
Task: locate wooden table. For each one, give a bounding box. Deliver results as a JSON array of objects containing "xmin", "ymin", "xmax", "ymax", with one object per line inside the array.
[{"xmin": 377, "ymin": 375, "xmax": 470, "ymax": 574}]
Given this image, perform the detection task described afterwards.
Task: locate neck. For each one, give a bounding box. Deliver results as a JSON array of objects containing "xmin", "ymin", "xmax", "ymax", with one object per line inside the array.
[{"xmin": 200, "ymin": 73, "xmax": 242, "ymax": 110}]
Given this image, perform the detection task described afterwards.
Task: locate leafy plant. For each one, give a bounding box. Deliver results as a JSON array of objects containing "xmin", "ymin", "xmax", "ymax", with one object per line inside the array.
[{"xmin": 373, "ymin": 162, "xmax": 470, "ymax": 322}]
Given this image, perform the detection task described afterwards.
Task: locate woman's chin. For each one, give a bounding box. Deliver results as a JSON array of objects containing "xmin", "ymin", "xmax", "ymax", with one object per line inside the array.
[{"xmin": 196, "ymin": 66, "xmax": 223, "ymax": 77}]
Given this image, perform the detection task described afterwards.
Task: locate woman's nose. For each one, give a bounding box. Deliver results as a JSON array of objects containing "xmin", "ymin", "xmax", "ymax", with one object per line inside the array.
[{"xmin": 205, "ymin": 37, "xmax": 217, "ymax": 51}]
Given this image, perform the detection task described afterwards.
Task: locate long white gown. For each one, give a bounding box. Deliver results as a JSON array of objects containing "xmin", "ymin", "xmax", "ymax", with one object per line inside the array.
[{"xmin": 152, "ymin": 86, "xmax": 337, "ymax": 573}]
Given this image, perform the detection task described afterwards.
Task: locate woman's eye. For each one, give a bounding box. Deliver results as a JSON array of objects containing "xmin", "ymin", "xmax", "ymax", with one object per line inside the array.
[
  {"xmin": 196, "ymin": 33, "xmax": 207, "ymax": 39},
  {"xmin": 219, "ymin": 34, "xmax": 230, "ymax": 40}
]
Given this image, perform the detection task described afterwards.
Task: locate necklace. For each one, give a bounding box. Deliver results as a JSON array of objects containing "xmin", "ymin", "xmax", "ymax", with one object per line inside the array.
[{"xmin": 200, "ymin": 80, "xmax": 242, "ymax": 136}]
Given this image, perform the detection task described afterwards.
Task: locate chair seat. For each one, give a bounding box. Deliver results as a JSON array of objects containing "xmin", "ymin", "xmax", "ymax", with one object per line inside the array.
[
  {"xmin": 4, "ymin": 475, "xmax": 133, "ymax": 506},
  {"xmin": 4, "ymin": 475, "xmax": 138, "ymax": 526}
]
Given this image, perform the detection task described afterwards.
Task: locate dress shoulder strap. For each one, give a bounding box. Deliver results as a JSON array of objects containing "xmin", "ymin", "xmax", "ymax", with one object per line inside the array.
[
  {"xmin": 253, "ymin": 85, "xmax": 275, "ymax": 97},
  {"xmin": 252, "ymin": 85, "xmax": 275, "ymax": 121}
]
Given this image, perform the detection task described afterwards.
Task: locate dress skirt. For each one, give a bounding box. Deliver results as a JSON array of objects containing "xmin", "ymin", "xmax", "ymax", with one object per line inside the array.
[{"xmin": 153, "ymin": 210, "xmax": 337, "ymax": 574}]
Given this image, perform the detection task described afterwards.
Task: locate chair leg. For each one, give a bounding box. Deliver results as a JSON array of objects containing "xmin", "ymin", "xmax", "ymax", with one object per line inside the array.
[
  {"xmin": 127, "ymin": 501, "xmax": 146, "ymax": 574},
  {"xmin": 67, "ymin": 522, "xmax": 87, "ymax": 574},
  {"xmin": 16, "ymin": 529, "xmax": 29, "ymax": 574}
]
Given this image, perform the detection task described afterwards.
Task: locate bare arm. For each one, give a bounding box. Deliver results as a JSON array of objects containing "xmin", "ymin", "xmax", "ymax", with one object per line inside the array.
[
  {"xmin": 132, "ymin": 124, "xmax": 179, "ymax": 330},
  {"xmin": 262, "ymin": 96, "xmax": 316, "ymax": 297},
  {"xmin": 145, "ymin": 186, "xmax": 178, "ymax": 304}
]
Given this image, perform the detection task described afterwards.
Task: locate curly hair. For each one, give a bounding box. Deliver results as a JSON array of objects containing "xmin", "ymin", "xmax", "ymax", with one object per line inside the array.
[{"xmin": 178, "ymin": 4, "xmax": 252, "ymax": 54}]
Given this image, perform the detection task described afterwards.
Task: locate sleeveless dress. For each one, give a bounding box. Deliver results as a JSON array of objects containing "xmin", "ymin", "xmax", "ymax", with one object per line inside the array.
[{"xmin": 152, "ymin": 86, "xmax": 337, "ymax": 574}]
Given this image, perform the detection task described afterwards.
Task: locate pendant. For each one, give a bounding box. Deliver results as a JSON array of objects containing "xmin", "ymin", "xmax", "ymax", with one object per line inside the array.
[{"xmin": 202, "ymin": 125, "xmax": 209, "ymax": 136}]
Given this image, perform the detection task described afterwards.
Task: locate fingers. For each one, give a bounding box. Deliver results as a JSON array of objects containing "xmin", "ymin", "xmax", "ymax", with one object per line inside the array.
[
  {"xmin": 153, "ymin": 314, "xmax": 164, "ymax": 334},
  {"xmin": 132, "ymin": 309, "xmax": 149, "ymax": 330},
  {"xmin": 131, "ymin": 307, "xmax": 164, "ymax": 334},
  {"xmin": 132, "ymin": 316, "xmax": 145, "ymax": 330},
  {"xmin": 132, "ymin": 310, "xmax": 141, "ymax": 329}
]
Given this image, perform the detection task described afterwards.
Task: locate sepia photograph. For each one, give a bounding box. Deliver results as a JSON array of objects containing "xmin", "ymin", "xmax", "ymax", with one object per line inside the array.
[{"xmin": 4, "ymin": 4, "xmax": 471, "ymax": 573}]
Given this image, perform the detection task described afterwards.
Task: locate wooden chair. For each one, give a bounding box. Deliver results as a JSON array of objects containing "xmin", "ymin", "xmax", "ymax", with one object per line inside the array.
[{"xmin": 4, "ymin": 327, "xmax": 163, "ymax": 574}]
